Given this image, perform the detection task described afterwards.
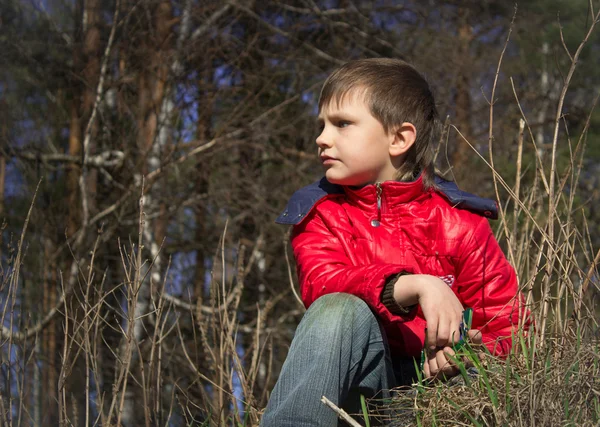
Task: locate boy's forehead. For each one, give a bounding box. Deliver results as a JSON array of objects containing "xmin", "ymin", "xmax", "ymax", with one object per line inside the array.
[{"xmin": 318, "ymin": 88, "xmax": 369, "ymax": 117}]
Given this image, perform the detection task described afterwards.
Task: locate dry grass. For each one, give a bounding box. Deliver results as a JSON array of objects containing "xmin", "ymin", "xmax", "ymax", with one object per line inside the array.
[
  {"xmin": 373, "ymin": 332, "xmax": 600, "ymax": 426},
  {"xmin": 0, "ymin": 192, "xmax": 275, "ymax": 425}
]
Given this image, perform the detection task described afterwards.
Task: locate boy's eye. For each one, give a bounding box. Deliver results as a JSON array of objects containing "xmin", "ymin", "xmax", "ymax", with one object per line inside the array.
[{"xmin": 337, "ymin": 121, "xmax": 350, "ymax": 128}]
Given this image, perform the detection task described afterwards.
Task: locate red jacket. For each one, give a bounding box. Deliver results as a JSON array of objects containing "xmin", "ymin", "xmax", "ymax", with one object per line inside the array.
[{"xmin": 282, "ymin": 176, "xmax": 526, "ymax": 358}]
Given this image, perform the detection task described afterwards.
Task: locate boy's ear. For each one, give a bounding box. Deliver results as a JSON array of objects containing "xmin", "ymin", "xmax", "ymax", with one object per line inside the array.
[{"xmin": 389, "ymin": 122, "xmax": 416, "ymax": 157}]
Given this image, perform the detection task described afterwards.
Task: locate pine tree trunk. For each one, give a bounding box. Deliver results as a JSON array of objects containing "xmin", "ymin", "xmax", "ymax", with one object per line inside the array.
[
  {"xmin": 42, "ymin": 227, "xmax": 58, "ymax": 425},
  {"xmin": 81, "ymin": 0, "xmax": 101, "ymax": 215},
  {"xmin": 67, "ymin": 104, "xmax": 82, "ymax": 238},
  {"xmin": 0, "ymin": 98, "xmax": 6, "ymax": 255},
  {"xmin": 123, "ymin": 2, "xmax": 173, "ymax": 424},
  {"xmin": 63, "ymin": 0, "xmax": 102, "ymax": 424},
  {"xmin": 194, "ymin": 65, "xmax": 212, "ymax": 302},
  {"xmin": 33, "ymin": 336, "xmax": 41, "ymax": 426},
  {"xmin": 452, "ymin": 8, "xmax": 474, "ymax": 174}
]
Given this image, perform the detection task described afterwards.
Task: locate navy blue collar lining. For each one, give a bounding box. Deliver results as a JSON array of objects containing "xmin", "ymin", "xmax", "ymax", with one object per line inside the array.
[{"xmin": 275, "ymin": 176, "xmax": 498, "ymax": 225}]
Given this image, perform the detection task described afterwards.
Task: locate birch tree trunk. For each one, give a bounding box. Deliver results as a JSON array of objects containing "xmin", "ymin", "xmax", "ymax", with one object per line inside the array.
[{"xmin": 536, "ymin": 42, "xmax": 549, "ymax": 158}]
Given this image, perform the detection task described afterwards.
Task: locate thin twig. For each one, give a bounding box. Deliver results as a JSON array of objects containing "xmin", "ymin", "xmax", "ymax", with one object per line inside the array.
[
  {"xmin": 573, "ymin": 247, "xmax": 600, "ymax": 324},
  {"xmin": 513, "ymin": 119, "xmax": 525, "ymax": 258},
  {"xmin": 321, "ymin": 396, "xmax": 362, "ymax": 427},
  {"xmin": 190, "ymin": 4, "xmax": 231, "ymax": 40},
  {"xmin": 160, "ymin": 283, "xmax": 243, "ymax": 314},
  {"xmin": 509, "ymin": 77, "xmax": 550, "ymax": 195},
  {"xmin": 558, "ymin": 15, "xmax": 574, "ymax": 62}
]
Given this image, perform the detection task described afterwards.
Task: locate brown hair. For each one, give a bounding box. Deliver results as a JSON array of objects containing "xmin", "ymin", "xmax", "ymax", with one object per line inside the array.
[{"xmin": 318, "ymin": 58, "xmax": 440, "ymax": 188}]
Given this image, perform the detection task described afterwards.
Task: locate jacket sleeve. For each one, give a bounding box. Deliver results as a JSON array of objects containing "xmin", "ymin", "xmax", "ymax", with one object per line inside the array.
[
  {"xmin": 291, "ymin": 207, "xmax": 415, "ymax": 324},
  {"xmin": 455, "ymin": 217, "xmax": 530, "ymax": 357}
]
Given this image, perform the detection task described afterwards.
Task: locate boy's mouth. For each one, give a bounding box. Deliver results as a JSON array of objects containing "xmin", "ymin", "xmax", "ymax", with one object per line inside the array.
[{"xmin": 320, "ymin": 155, "xmax": 338, "ymax": 164}]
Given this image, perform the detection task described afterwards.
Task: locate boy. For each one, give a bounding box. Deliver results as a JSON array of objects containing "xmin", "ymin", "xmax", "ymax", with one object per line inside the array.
[{"xmin": 262, "ymin": 58, "xmax": 526, "ymax": 426}]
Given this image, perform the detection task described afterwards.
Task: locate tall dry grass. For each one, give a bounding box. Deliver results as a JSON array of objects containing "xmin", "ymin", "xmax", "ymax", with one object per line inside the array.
[{"xmin": 0, "ymin": 188, "xmax": 277, "ymax": 425}]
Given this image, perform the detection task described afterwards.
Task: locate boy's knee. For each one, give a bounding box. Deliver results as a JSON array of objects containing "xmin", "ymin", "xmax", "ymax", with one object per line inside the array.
[
  {"xmin": 294, "ymin": 293, "xmax": 385, "ymax": 357},
  {"xmin": 303, "ymin": 293, "xmax": 373, "ymax": 331},
  {"xmin": 311, "ymin": 292, "xmax": 369, "ymax": 315}
]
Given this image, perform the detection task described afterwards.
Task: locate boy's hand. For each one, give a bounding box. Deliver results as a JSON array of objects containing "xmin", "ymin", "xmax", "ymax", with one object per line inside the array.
[
  {"xmin": 394, "ymin": 274, "xmax": 464, "ymax": 349},
  {"xmin": 418, "ymin": 275, "xmax": 464, "ymax": 350},
  {"xmin": 423, "ymin": 329, "xmax": 484, "ymax": 379},
  {"xmin": 423, "ymin": 345, "xmax": 458, "ymax": 378}
]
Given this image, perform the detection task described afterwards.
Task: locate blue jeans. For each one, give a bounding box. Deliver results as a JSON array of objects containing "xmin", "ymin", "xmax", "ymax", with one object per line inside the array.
[{"xmin": 261, "ymin": 293, "xmax": 415, "ymax": 426}]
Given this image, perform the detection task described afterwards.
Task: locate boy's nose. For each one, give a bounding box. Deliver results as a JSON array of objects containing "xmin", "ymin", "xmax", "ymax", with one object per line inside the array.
[{"xmin": 316, "ymin": 129, "xmax": 332, "ymax": 148}]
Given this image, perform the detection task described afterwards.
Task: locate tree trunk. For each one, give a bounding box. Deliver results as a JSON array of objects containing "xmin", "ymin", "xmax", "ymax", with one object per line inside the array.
[
  {"xmin": 194, "ymin": 65, "xmax": 213, "ymax": 301},
  {"xmin": 452, "ymin": 8, "xmax": 474, "ymax": 174},
  {"xmin": 64, "ymin": 0, "xmax": 102, "ymax": 424},
  {"xmin": 0, "ymin": 98, "xmax": 6, "ymax": 254},
  {"xmin": 81, "ymin": 0, "xmax": 101, "ymax": 216},
  {"xmin": 536, "ymin": 42, "xmax": 549, "ymax": 158},
  {"xmin": 67, "ymin": 0, "xmax": 101, "ymax": 236},
  {"xmin": 123, "ymin": 2, "xmax": 173, "ymax": 424},
  {"xmin": 42, "ymin": 227, "xmax": 58, "ymax": 425},
  {"xmin": 67, "ymin": 104, "xmax": 82, "ymax": 238}
]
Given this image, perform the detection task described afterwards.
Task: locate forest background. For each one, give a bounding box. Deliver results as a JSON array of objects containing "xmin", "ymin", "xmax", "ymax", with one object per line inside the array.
[{"xmin": 1, "ymin": 0, "xmax": 600, "ymax": 425}]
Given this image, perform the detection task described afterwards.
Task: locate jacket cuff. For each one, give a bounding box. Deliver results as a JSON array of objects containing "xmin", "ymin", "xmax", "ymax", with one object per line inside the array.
[{"xmin": 380, "ymin": 272, "xmax": 417, "ymax": 316}]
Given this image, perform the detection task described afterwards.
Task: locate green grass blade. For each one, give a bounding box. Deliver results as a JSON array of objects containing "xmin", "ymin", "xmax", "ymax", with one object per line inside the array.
[{"xmin": 360, "ymin": 394, "xmax": 371, "ymax": 427}]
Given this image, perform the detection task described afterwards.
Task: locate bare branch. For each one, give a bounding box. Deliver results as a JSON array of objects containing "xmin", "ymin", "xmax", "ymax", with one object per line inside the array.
[
  {"xmin": 558, "ymin": 14, "xmax": 574, "ymax": 63},
  {"xmin": 160, "ymin": 283, "xmax": 241, "ymax": 315},
  {"xmin": 11, "ymin": 150, "xmax": 125, "ymax": 167},
  {"xmin": 277, "ymin": 3, "xmax": 351, "ymax": 16},
  {"xmin": 228, "ymin": 0, "xmax": 344, "ymax": 65},
  {"xmin": 0, "ymin": 283, "xmax": 73, "ymax": 341},
  {"xmin": 190, "ymin": 4, "xmax": 232, "ymax": 41}
]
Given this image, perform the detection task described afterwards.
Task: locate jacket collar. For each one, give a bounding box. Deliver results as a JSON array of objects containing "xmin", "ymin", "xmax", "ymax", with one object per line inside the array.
[
  {"xmin": 344, "ymin": 175, "xmax": 426, "ymax": 212},
  {"xmin": 275, "ymin": 175, "xmax": 498, "ymax": 225}
]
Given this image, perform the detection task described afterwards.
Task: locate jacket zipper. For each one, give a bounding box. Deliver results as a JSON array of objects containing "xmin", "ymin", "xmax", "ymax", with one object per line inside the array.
[{"xmin": 371, "ymin": 182, "xmax": 383, "ymax": 227}]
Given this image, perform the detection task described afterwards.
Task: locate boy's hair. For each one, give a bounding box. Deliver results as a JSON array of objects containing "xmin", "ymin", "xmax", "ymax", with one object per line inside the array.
[{"xmin": 318, "ymin": 58, "xmax": 440, "ymax": 188}]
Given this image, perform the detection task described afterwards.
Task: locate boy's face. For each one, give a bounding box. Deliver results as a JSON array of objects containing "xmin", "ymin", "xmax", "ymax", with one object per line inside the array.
[{"xmin": 316, "ymin": 92, "xmax": 400, "ymax": 187}]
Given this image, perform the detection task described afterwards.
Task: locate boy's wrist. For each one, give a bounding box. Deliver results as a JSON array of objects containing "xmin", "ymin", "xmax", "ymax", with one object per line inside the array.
[
  {"xmin": 381, "ymin": 273, "xmax": 417, "ymax": 315},
  {"xmin": 393, "ymin": 274, "xmax": 420, "ymax": 306}
]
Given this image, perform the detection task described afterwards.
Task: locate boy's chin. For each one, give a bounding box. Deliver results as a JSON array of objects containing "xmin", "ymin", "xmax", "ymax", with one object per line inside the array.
[
  {"xmin": 325, "ymin": 173, "xmax": 349, "ymax": 186},
  {"xmin": 325, "ymin": 173, "xmax": 368, "ymax": 187}
]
